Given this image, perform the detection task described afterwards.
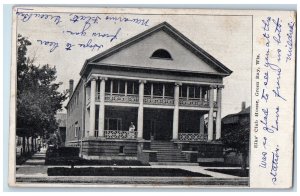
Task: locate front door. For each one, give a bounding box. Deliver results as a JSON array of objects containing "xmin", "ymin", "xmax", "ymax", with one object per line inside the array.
[{"xmin": 144, "ymin": 109, "xmax": 173, "ymax": 141}]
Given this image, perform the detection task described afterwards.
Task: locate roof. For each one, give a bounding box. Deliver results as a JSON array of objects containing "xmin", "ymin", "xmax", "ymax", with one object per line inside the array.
[
  {"xmin": 237, "ymin": 106, "xmax": 251, "ymax": 115},
  {"xmin": 80, "ymin": 21, "xmax": 233, "ymax": 76},
  {"xmin": 222, "ymin": 106, "xmax": 250, "ymax": 123}
]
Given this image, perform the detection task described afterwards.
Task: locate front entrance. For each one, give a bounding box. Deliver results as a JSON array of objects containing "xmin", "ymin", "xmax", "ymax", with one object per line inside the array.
[{"xmin": 143, "ymin": 108, "xmax": 173, "ymax": 140}]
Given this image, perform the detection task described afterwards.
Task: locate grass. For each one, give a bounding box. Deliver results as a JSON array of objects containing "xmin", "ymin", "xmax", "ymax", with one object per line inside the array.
[
  {"xmin": 206, "ymin": 169, "xmax": 249, "ymax": 177},
  {"xmin": 48, "ymin": 167, "xmax": 211, "ymax": 177}
]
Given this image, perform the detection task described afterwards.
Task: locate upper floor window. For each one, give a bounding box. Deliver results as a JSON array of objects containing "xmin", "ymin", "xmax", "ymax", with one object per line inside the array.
[{"xmin": 150, "ymin": 49, "xmax": 172, "ymax": 60}]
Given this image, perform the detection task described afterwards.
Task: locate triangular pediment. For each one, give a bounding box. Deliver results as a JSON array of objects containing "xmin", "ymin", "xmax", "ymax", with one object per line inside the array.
[{"xmin": 81, "ymin": 22, "xmax": 232, "ymax": 76}]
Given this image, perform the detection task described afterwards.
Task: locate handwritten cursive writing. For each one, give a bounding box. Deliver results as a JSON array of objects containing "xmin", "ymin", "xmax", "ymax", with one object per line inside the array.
[
  {"xmin": 272, "ymin": 68, "xmax": 286, "ymax": 101},
  {"xmin": 105, "ymin": 15, "xmax": 150, "ymax": 26},
  {"xmin": 36, "ymin": 39, "xmax": 59, "ymax": 52},
  {"xmin": 16, "ymin": 8, "xmax": 62, "ymax": 25},
  {"xmin": 259, "ymin": 151, "xmax": 268, "ymax": 168},
  {"xmin": 270, "ymin": 146, "xmax": 280, "ymax": 184},
  {"xmin": 92, "ymin": 27, "xmax": 122, "ymax": 42},
  {"xmin": 286, "ymin": 21, "xmax": 295, "ymax": 63},
  {"xmin": 78, "ymin": 39, "xmax": 103, "ymax": 51},
  {"xmin": 272, "ymin": 18, "xmax": 282, "ymax": 45}
]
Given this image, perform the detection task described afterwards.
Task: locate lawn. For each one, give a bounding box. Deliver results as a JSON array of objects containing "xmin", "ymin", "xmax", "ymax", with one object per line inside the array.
[
  {"xmin": 48, "ymin": 167, "xmax": 211, "ymax": 177},
  {"xmin": 205, "ymin": 169, "xmax": 249, "ymax": 177}
]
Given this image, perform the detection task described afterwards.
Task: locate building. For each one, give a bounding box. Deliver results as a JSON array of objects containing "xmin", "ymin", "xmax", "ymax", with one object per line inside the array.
[
  {"xmin": 222, "ymin": 102, "xmax": 250, "ymax": 128},
  {"xmin": 65, "ymin": 22, "xmax": 232, "ymax": 164},
  {"xmin": 222, "ymin": 102, "xmax": 250, "ymax": 166},
  {"xmin": 55, "ymin": 113, "xmax": 67, "ymax": 146}
]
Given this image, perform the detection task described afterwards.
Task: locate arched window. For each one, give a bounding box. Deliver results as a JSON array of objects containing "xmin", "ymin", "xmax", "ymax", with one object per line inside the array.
[{"xmin": 150, "ymin": 49, "xmax": 172, "ymax": 60}]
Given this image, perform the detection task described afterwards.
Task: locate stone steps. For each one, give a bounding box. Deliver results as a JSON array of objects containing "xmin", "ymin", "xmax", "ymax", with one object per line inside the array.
[{"xmin": 151, "ymin": 141, "xmax": 189, "ymax": 163}]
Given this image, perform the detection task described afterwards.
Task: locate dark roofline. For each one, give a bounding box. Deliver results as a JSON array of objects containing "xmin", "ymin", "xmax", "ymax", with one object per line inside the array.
[
  {"xmin": 222, "ymin": 106, "xmax": 251, "ymax": 120},
  {"xmin": 80, "ymin": 21, "xmax": 233, "ymax": 76}
]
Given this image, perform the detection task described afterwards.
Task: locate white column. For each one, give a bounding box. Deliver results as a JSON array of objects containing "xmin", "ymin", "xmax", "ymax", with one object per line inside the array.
[
  {"xmin": 199, "ymin": 115, "xmax": 205, "ymax": 135},
  {"xmin": 172, "ymin": 83, "xmax": 180, "ymax": 140},
  {"xmin": 98, "ymin": 77, "xmax": 106, "ymax": 138},
  {"xmin": 137, "ymin": 80, "xmax": 145, "ymax": 139},
  {"xmin": 216, "ymin": 86, "xmax": 222, "ymax": 140},
  {"xmin": 208, "ymin": 85, "xmax": 215, "ymax": 141},
  {"xmin": 81, "ymin": 79, "xmax": 86, "ymax": 138},
  {"xmin": 89, "ymin": 77, "xmax": 96, "ymax": 137}
]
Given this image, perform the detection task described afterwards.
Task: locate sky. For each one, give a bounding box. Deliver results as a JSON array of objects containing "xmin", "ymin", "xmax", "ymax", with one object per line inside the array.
[{"xmin": 15, "ymin": 7, "xmax": 252, "ymax": 117}]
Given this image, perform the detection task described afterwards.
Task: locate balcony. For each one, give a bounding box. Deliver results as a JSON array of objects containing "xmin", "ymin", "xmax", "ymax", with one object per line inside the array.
[
  {"xmin": 179, "ymin": 133, "xmax": 208, "ymax": 142},
  {"xmin": 89, "ymin": 93, "xmax": 217, "ymax": 108}
]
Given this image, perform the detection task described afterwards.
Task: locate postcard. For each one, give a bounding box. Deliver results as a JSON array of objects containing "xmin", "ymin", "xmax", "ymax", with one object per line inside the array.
[{"xmin": 9, "ymin": 7, "xmax": 296, "ymax": 188}]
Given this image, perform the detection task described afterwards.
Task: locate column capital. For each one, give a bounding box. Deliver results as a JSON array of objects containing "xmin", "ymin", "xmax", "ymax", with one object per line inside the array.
[
  {"xmin": 90, "ymin": 75, "xmax": 97, "ymax": 81},
  {"xmin": 98, "ymin": 76, "xmax": 108, "ymax": 81},
  {"xmin": 209, "ymin": 85, "xmax": 217, "ymax": 89},
  {"xmin": 217, "ymin": 85, "xmax": 224, "ymax": 89},
  {"xmin": 139, "ymin": 80, "xmax": 147, "ymax": 84},
  {"xmin": 175, "ymin": 82, "xmax": 182, "ymax": 86}
]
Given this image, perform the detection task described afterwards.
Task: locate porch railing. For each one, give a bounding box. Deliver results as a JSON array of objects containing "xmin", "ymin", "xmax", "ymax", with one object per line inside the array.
[
  {"xmin": 104, "ymin": 94, "xmax": 139, "ymax": 104},
  {"xmin": 179, "ymin": 133, "xmax": 208, "ymax": 141},
  {"xmin": 90, "ymin": 93, "xmax": 218, "ymax": 108},
  {"xmin": 143, "ymin": 96, "xmax": 174, "ymax": 106},
  {"xmin": 104, "ymin": 130, "xmax": 137, "ymax": 139},
  {"xmin": 179, "ymin": 98, "xmax": 210, "ymax": 108}
]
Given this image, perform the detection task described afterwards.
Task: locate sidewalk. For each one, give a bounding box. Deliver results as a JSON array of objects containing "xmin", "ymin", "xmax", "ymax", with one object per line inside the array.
[{"xmin": 15, "ymin": 149, "xmax": 249, "ymax": 186}]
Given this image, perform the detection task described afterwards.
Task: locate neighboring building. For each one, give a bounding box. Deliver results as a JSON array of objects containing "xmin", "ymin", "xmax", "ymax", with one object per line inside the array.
[
  {"xmin": 222, "ymin": 102, "xmax": 250, "ymax": 128},
  {"xmin": 55, "ymin": 113, "xmax": 67, "ymax": 146},
  {"xmin": 65, "ymin": 22, "xmax": 232, "ymax": 164},
  {"xmin": 221, "ymin": 102, "xmax": 250, "ymax": 166}
]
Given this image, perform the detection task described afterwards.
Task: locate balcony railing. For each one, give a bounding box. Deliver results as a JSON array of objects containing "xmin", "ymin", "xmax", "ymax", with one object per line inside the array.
[
  {"xmin": 179, "ymin": 98, "xmax": 210, "ymax": 108},
  {"xmin": 104, "ymin": 130, "xmax": 137, "ymax": 139},
  {"xmin": 104, "ymin": 93, "xmax": 139, "ymax": 104},
  {"xmin": 144, "ymin": 96, "xmax": 174, "ymax": 106},
  {"xmin": 89, "ymin": 93, "xmax": 218, "ymax": 108},
  {"xmin": 179, "ymin": 133, "xmax": 208, "ymax": 141}
]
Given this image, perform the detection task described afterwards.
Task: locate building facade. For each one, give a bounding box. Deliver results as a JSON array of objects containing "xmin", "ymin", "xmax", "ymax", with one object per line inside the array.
[{"xmin": 65, "ymin": 22, "xmax": 232, "ymax": 164}]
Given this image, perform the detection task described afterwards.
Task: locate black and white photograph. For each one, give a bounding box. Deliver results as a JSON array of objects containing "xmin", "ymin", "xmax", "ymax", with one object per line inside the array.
[{"xmin": 9, "ymin": 6, "xmax": 295, "ymax": 188}]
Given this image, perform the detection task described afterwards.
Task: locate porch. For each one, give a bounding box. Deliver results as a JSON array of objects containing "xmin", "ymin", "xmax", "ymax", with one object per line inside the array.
[{"xmin": 84, "ymin": 77, "xmax": 222, "ymax": 142}]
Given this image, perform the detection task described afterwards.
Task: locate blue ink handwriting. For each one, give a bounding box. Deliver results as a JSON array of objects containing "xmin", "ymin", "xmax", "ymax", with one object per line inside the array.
[
  {"xmin": 36, "ymin": 39, "xmax": 59, "ymax": 52},
  {"xmin": 16, "ymin": 8, "xmax": 62, "ymax": 25}
]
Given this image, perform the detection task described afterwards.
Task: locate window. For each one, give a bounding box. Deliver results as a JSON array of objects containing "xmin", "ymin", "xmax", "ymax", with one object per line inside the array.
[
  {"xmin": 188, "ymin": 86, "xmax": 201, "ymax": 99},
  {"xmin": 105, "ymin": 118, "xmax": 122, "ymax": 130},
  {"xmin": 105, "ymin": 79, "xmax": 111, "ymax": 93},
  {"xmin": 119, "ymin": 81, "xmax": 125, "ymax": 94},
  {"xmin": 111, "ymin": 80, "xmax": 126, "ymax": 94},
  {"xmin": 74, "ymin": 122, "xmax": 78, "ymax": 138},
  {"xmin": 150, "ymin": 49, "xmax": 172, "ymax": 60},
  {"xmin": 179, "ymin": 85, "xmax": 187, "ymax": 98},
  {"xmin": 144, "ymin": 83, "xmax": 151, "ymax": 96},
  {"xmin": 164, "ymin": 83, "xmax": 174, "ymax": 97},
  {"xmin": 127, "ymin": 81, "xmax": 139, "ymax": 95},
  {"xmin": 119, "ymin": 146, "xmax": 125, "ymax": 154},
  {"xmin": 153, "ymin": 83, "xmax": 163, "ymax": 97}
]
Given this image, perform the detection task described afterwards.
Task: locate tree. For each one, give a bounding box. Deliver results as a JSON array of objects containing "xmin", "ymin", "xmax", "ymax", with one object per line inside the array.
[
  {"xmin": 222, "ymin": 120, "xmax": 250, "ymax": 174},
  {"xmin": 16, "ymin": 34, "xmax": 67, "ymax": 154}
]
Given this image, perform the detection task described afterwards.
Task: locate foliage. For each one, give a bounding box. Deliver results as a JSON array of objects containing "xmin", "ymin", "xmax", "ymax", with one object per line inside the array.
[
  {"xmin": 16, "ymin": 34, "xmax": 68, "ymax": 138},
  {"xmin": 222, "ymin": 117, "xmax": 250, "ymax": 171},
  {"xmin": 222, "ymin": 122, "xmax": 250, "ymax": 154}
]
